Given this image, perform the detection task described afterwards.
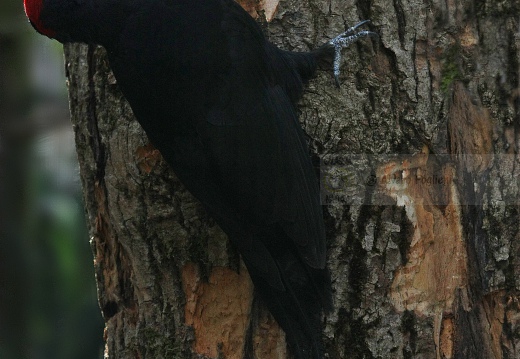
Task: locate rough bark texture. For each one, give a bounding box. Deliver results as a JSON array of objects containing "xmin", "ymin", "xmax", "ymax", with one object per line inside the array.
[{"xmin": 64, "ymin": 0, "xmax": 520, "ymax": 358}]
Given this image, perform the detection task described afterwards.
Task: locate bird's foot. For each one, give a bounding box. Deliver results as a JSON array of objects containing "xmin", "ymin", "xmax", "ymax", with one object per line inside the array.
[{"xmin": 329, "ymin": 20, "xmax": 378, "ymax": 87}]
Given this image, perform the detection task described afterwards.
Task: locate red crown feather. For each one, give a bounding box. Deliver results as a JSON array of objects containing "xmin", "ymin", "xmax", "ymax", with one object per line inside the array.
[{"xmin": 24, "ymin": 0, "xmax": 56, "ymax": 38}]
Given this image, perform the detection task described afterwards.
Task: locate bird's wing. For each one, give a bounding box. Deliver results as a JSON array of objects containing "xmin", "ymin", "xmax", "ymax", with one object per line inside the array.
[
  {"xmin": 197, "ymin": 0, "xmax": 327, "ymax": 269},
  {"xmin": 107, "ymin": 0, "xmax": 326, "ymax": 282}
]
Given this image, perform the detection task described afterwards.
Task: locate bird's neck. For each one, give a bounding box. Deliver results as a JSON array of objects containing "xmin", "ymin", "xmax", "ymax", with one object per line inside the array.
[{"xmin": 40, "ymin": 0, "xmax": 137, "ymax": 46}]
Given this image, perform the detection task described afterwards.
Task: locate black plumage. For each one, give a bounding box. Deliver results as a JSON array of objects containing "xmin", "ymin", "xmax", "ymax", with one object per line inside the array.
[{"xmin": 24, "ymin": 0, "xmax": 375, "ymax": 357}]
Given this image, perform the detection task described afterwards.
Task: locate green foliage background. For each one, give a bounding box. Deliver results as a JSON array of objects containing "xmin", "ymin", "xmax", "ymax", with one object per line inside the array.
[{"xmin": 0, "ymin": 1, "xmax": 104, "ymax": 358}]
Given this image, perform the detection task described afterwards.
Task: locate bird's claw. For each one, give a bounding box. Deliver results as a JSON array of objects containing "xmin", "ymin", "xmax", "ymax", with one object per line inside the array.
[{"xmin": 329, "ymin": 20, "xmax": 377, "ymax": 87}]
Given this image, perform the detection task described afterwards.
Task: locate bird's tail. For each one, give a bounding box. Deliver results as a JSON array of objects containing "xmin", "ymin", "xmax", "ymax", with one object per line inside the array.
[{"xmin": 246, "ymin": 242, "xmax": 332, "ymax": 359}]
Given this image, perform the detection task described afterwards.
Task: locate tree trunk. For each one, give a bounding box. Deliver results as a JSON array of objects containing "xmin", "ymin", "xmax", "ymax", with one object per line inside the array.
[{"xmin": 64, "ymin": 0, "xmax": 520, "ymax": 358}]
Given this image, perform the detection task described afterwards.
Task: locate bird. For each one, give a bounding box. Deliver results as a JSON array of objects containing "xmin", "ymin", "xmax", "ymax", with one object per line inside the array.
[{"xmin": 24, "ymin": 0, "xmax": 376, "ymax": 357}]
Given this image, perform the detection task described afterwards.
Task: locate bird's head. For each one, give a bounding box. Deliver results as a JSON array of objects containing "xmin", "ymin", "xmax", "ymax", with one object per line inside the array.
[
  {"xmin": 23, "ymin": 0, "xmax": 122, "ymax": 45},
  {"xmin": 24, "ymin": 0, "xmax": 57, "ymax": 39}
]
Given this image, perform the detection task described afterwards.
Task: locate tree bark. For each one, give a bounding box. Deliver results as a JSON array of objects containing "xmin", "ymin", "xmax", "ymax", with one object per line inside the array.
[{"xmin": 64, "ymin": 0, "xmax": 520, "ymax": 358}]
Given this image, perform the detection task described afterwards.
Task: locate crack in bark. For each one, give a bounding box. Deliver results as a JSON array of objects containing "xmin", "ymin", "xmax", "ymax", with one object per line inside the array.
[
  {"xmin": 86, "ymin": 45, "xmax": 107, "ymax": 181},
  {"xmin": 393, "ymin": 0, "xmax": 407, "ymax": 48}
]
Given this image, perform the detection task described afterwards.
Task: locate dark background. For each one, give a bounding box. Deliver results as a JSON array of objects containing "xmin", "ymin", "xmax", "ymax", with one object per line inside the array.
[{"xmin": 0, "ymin": 0, "xmax": 104, "ymax": 358}]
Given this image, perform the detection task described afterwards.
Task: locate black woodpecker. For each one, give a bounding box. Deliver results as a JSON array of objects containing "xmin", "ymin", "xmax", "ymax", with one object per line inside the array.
[{"xmin": 24, "ymin": 0, "xmax": 376, "ymax": 357}]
